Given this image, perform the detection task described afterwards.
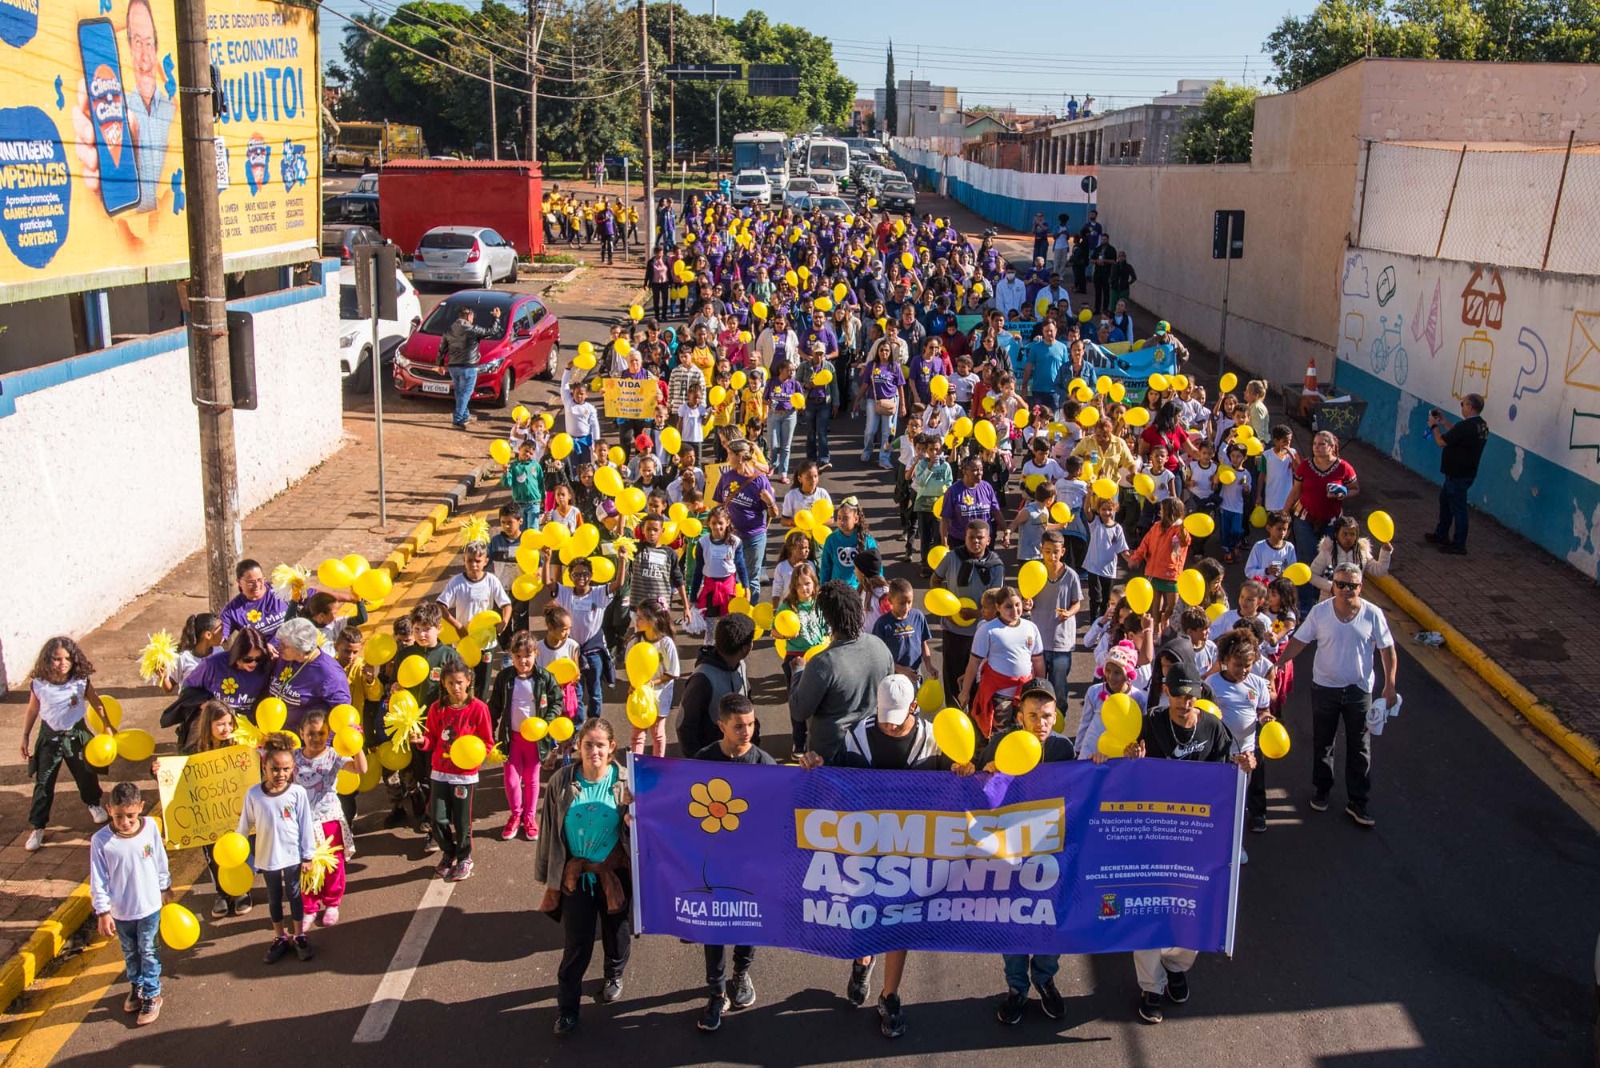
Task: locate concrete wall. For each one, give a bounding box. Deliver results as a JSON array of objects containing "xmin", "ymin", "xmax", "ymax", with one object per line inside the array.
[
  {"xmin": 891, "ymin": 142, "xmax": 1098, "ymax": 235},
  {"xmin": 1335, "ymin": 249, "xmax": 1600, "ymax": 578},
  {"xmin": 0, "ymin": 263, "xmax": 345, "ymax": 682}
]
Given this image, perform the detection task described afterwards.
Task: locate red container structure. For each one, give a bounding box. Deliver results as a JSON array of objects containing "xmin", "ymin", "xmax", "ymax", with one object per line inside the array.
[{"xmin": 378, "ymin": 160, "xmax": 545, "ymax": 258}]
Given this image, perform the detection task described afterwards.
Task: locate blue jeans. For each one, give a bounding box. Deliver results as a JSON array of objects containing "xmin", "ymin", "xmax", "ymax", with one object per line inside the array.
[
  {"xmin": 1043, "ymin": 651, "xmax": 1072, "ymax": 708},
  {"xmin": 803, "ymin": 402, "xmax": 832, "ymax": 464},
  {"xmin": 448, "ymin": 366, "xmax": 479, "ymax": 425},
  {"xmin": 863, "ymin": 406, "xmax": 896, "ymax": 464},
  {"xmin": 768, "ymin": 411, "xmax": 797, "ymax": 476},
  {"xmin": 1220, "ymin": 508, "xmax": 1245, "ymax": 554},
  {"xmin": 739, "ymin": 529, "xmax": 768, "ymax": 602},
  {"xmin": 1291, "ymin": 515, "xmax": 1332, "ymax": 615},
  {"xmin": 1435, "ymin": 475, "xmax": 1473, "ymax": 548},
  {"xmin": 579, "ymin": 646, "xmax": 613, "ymax": 721},
  {"xmin": 116, "ymin": 913, "xmax": 162, "ymax": 999},
  {"xmin": 1003, "ymin": 952, "xmax": 1060, "ymax": 994}
]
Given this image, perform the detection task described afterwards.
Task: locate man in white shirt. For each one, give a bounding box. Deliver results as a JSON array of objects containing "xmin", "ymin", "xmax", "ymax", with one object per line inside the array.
[
  {"xmin": 1279, "ymin": 563, "xmax": 1398, "ymax": 829},
  {"xmin": 993, "ymin": 267, "xmax": 1027, "ymax": 320}
]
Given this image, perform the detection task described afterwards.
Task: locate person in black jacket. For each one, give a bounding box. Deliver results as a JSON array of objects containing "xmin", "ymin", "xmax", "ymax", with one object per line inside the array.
[
  {"xmin": 1424, "ymin": 393, "xmax": 1488, "ymax": 554},
  {"xmin": 441, "ymin": 306, "xmax": 501, "ymax": 429},
  {"xmin": 488, "ymin": 633, "xmax": 565, "ymax": 842},
  {"xmin": 676, "ymin": 614, "xmax": 755, "ymax": 757}
]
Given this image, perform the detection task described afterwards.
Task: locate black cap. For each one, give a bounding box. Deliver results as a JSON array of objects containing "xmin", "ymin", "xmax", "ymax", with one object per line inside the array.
[
  {"xmin": 1165, "ymin": 661, "xmax": 1204, "ymax": 697},
  {"xmin": 1018, "ymin": 678, "xmax": 1056, "ymax": 704},
  {"xmin": 854, "ymin": 548, "xmax": 882, "ymax": 577}
]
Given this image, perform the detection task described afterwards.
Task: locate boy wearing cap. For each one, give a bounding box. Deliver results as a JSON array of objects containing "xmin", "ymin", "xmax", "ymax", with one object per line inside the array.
[
  {"xmin": 798, "ymin": 676, "xmax": 952, "ymax": 1040},
  {"xmin": 1100, "ymin": 660, "xmax": 1251, "ymax": 1025}
]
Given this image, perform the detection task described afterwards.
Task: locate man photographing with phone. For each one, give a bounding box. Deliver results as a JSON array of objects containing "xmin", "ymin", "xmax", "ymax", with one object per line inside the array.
[{"xmin": 1423, "ymin": 393, "xmax": 1488, "ymax": 555}]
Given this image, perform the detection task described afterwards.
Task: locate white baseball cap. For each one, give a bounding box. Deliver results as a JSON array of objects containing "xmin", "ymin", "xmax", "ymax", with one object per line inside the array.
[{"xmin": 877, "ymin": 675, "xmax": 916, "ymax": 726}]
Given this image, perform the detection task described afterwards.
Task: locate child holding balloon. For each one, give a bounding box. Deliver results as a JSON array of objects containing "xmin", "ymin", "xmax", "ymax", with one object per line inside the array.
[
  {"xmin": 491, "ymin": 632, "xmax": 564, "ymax": 841},
  {"xmin": 411, "ymin": 662, "xmax": 493, "ymax": 881},
  {"xmin": 627, "ymin": 603, "xmax": 680, "ymax": 757},
  {"xmin": 90, "ymin": 781, "xmax": 172, "ymax": 1026},
  {"xmin": 21, "ymin": 636, "xmax": 110, "ymax": 854},
  {"xmin": 238, "ymin": 733, "xmax": 317, "ymax": 962},
  {"xmin": 295, "ymin": 709, "xmax": 366, "ymax": 925}
]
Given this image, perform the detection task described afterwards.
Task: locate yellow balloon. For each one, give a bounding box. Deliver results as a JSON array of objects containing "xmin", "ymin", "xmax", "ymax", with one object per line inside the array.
[
  {"xmin": 1250, "ymin": 505, "xmax": 1270, "ymax": 528},
  {"xmin": 752, "ymin": 301, "xmax": 768, "ymax": 320},
  {"xmin": 1018, "ymin": 559, "xmax": 1047, "ymax": 600},
  {"xmin": 336, "ymin": 768, "xmax": 361, "ymax": 795},
  {"xmin": 709, "ymin": 385, "xmax": 728, "ymax": 405},
  {"xmin": 626, "ymin": 641, "xmax": 661, "ymax": 687},
  {"xmin": 1207, "ymin": 602, "xmax": 1228, "ymax": 621},
  {"xmin": 1171, "ymin": 374, "xmax": 1190, "ymax": 391},
  {"xmin": 1014, "ymin": 408, "xmax": 1031, "ymax": 430},
  {"xmin": 1091, "ymin": 477, "xmax": 1117, "ymax": 500},
  {"xmin": 342, "ymin": 554, "xmax": 371, "ymax": 579},
  {"xmin": 577, "ymin": 340, "xmax": 595, "ymax": 360},
  {"xmin": 456, "ymin": 636, "xmax": 483, "ymax": 669},
  {"xmin": 1218, "ymin": 466, "xmax": 1237, "ymax": 486},
  {"xmin": 88, "ymin": 694, "xmax": 123, "ymax": 734},
  {"xmin": 773, "ymin": 638, "xmax": 788, "ymax": 658},
  {"xmin": 115, "ymin": 728, "xmax": 155, "ymax": 762},
  {"xmin": 550, "ymin": 433, "xmax": 575, "ymax": 460},
  {"xmin": 813, "ymin": 368, "xmax": 834, "ymax": 386},
  {"xmin": 1246, "ymin": 438, "xmax": 1265, "ymax": 457},
  {"xmin": 217, "ymin": 863, "xmax": 254, "ymax": 897},
  {"xmin": 588, "ymin": 556, "xmax": 617, "ymax": 584},
  {"xmin": 330, "ymin": 703, "xmax": 360, "ymax": 734},
  {"xmin": 317, "ymin": 558, "xmax": 354, "ymax": 590},
  {"xmin": 774, "ymin": 609, "xmax": 801, "ymax": 638},
  {"xmin": 1077, "ymin": 406, "xmax": 1100, "ymax": 428},
  {"xmin": 1097, "ymin": 731, "xmax": 1132, "ymax": 758},
  {"xmin": 970, "ymin": 420, "xmax": 994, "ymax": 451},
  {"xmin": 214, "ymin": 831, "xmax": 250, "ymax": 869},
  {"xmin": 1133, "ymin": 473, "xmax": 1156, "ymax": 499},
  {"xmin": 814, "ymin": 297, "xmax": 833, "ymax": 313},
  {"xmin": 615, "ymin": 487, "xmax": 647, "ymax": 516},
  {"xmin": 512, "ymin": 573, "xmax": 542, "ymax": 601},
  {"xmin": 626, "ymin": 687, "xmax": 660, "ymax": 729},
  {"xmin": 1101, "ymin": 692, "xmax": 1142, "ymax": 741},
  {"xmin": 924, "ymin": 588, "xmax": 960, "ymax": 617},
  {"xmin": 1177, "ymin": 569, "xmax": 1207, "ymax": 606},
  {"xmin": 1050, "ymin": 502, "xmax": 1073, "ymax": 524},
  {"xmin": 993, "ymin": 730, "xmax": 1043, "ymax": 776},
  {"xmin": 932, "ymin": 707, "xmax": 975, "ymax": 764},
  {"xmin": 900, "ymin": 252, "xmax": 914, "ymax": 269},
  {"xmin": 397, "ymin": 655, "xmax": 429, "ymax": 689},
  {"xmin": 489, "ymin": 439, "xmax": 512, "ymax": 465},
  {"xmin": 927, "ymin": 545, "xmax": 949, "ymax": 571},
  {"xmin": 952, "ymin": 416, "xmax": 973, "ymax": 439},
  {"xmin": 1125, "ymin": 577, "xmax": 1155, "ymax": 615},
  {"xmin": 1078, "ymin": 308, "xmax": 1093, "ymax": 323},
  {"xmin": 520, "ymin": 717, "xmax": 550, "ymax": 742},
  {"xmin": 1284, "ymin": 562, "xmax": 1313, "ymax": 586},
  {"xmin": 730, "ymin": 371, "xmax": 748, "ymax": 391},
  {"xmin": 1184, "ymin": 513, "xmax": 1216, "ymax": 538},
  {"xmin": 680, "ymin": 517, "xmax": 703, "ymax": 538},
  {"xmin": 1259, "ymin": 721, "xmax": 1292, "ymax": 759},
  {"xmin": 548, "ymin": 717, "xmax": 575, "ymax": 743},
  {"xmin": 573, "ymin": 348, "xmax": 597, "ymax": 370},
  {"xmin": 791, "ymin": 393, "xmax": 807, "ymax": 410},
  {"xmin": 353, "ymin": 568, "xmax": 393, "ymax": 603},
  {"xmin": 256, "ymin": 697, "xmax": 287, "ymax": 734},
  {"xmin": 450, "ymin": 735, "xmax": 487, "ymax": 770},
  {"xmin": 1367, "ymin": 510, "xmax": 1396, "ymax": 543},
  {"xmin": 1196, "ymin": 698, "xmax": 1222, "ymax": 719},
  {"xmin": 512, "ymin": 404, "xmax": 531, "ymax": 424},
  {"xmin": 804, "ymin": 637, "xmax": 831, "ymax": 662},
  {"xmin": 660, "ymin": 426, "xmax": 683, "ymax": 454},
  {"xmin": 607, "ymin": 446, "xmax": 626, "ymax": 467},
  {"xmin": 916, "ymin": 678, "xmax": 946, "ymax": 714},
  {"xmin": 595, "ymin": 466, "xmax": 624, "ymax": 497},
  {"xmin": 1110, "ymin": 382, "xmax": 1127, "ymax": 402},
  {"xmin": 615, "ymin": 339, "xmax": 632, "ymax": 358},
  {"xmin": 1220, "ymin": 372, "xmax": 1239, "ymax": 393},
  {"xmin": 1124, "ymin": 406, "xmax": 1151, "ymax": 428},
  {"xmin": 377, "ymin": 740, "xmax": 411, "ymax": 771},
  {"xmin": 159, "ymin": 904, "xmax": 200, "ymax": 951},
  {"xmin": 751, "ymin": 603, "xmax": 775, "ymax": 631},
  {"xmin": 629, "ymin": 303, "xmax": 644, "ymax": 321},
  {"xmin": 1095, "ymin": 375, "xmax": 1113, "ymax": 395}
]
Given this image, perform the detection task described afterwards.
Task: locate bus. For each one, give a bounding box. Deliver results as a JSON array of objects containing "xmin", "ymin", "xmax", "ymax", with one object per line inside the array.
[
  {"xmin": 732, "ymin": 131, "xmax": 790, "ymax": 185},
  {"xmin": 805, "ymin": 136, "xmax": 850, "ymax": 194},
  {"xmin": 325, "ymin": 122, "xmax": 428, "ymax": 171}
]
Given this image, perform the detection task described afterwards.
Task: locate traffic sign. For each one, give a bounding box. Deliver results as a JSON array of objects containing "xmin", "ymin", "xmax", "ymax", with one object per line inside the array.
[
  {"xmin": 663, "ymin": 64, "xmax": 742, "ymax": 82},
  {"xmin": 1212, "ymin": 210, "xmax": 1245, "ymax": 259},
  {"xmin": 749, "ymin": 63, "xmax": 800, "ymax": 97},
  {"xmin": 1080, "ymin": 175, "xmax": 1098, "ymax": 194}
]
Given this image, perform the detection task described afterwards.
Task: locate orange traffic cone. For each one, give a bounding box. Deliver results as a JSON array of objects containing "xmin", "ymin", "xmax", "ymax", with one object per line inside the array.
[{"xmin": 1298, "ymin": 359, "xmax": 1320, "ymax": 418}]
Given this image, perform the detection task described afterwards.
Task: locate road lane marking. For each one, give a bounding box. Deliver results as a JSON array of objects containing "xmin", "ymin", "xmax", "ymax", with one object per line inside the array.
[{"xmin": 353, "ymin": 878, "xmax": 456, "ymax": 1043}]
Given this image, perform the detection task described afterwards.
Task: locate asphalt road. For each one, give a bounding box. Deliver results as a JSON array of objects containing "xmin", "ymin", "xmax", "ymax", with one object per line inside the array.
[{"xmin": 37, "ymin": 264, "xmax": 1600, "ymax": 1068}]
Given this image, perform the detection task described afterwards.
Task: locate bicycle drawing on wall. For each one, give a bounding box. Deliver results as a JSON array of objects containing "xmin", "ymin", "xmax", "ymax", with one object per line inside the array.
[{"xmin": 1370, "ymin": 314, "xmax": 1409, "ymax": 386}]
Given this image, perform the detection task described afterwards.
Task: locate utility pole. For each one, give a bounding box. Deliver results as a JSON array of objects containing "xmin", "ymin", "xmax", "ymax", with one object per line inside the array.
[
  {"xmin": 638, "ymin": 0, "xmax": 656, "ymax": 250},
  {"xmin": 668, "ymin": 1, "xmax": 674, "ymax": 172},
  {"xmin": 488, "ymin": 53, "xmax": 498, "ymax": 159},
  {"xmin": 526, "ymin": 0, "xmax": 547, "ymax": 163},
  {"xmin": 175, "ymin": 0, "xmax": 241, "ymax": 610}
]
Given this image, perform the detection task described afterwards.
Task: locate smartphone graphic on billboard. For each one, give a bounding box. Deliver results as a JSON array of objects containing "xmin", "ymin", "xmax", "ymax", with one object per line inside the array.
[{"xmin": 78, "ymin": 18, "xmax": 140, "ymax": 216}]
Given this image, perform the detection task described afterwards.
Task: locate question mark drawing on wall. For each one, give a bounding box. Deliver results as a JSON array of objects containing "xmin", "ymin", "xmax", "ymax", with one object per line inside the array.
[{"xmin": 1509, "ymin": 327, "xmax": 1549, "ymax": 421}]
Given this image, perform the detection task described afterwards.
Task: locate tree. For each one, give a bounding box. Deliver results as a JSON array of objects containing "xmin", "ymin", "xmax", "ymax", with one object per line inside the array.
[
  {"xmin": 1177, "ymin": 82, "xmax": 1261, "ymax": 164},
  {"xmin": 884, "ymin": 42, "xmax": 898, "ymax": 136},
  {"xmin": 1265, "ymin": 0, "xmax": 1599, "ymax": 90}
]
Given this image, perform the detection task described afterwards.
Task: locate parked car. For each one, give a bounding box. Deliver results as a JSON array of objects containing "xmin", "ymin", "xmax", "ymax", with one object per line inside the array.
[
  {"xmin": 810, "ymin": 196, "xmax": 851, "ymax": 219},
  {"xmin": 321, "ymin": 223, "xmax": 384, "ymax": 265},
  {"xmin": 732, "ymin": 170, "xmax": 771, "ymax": 206},
  {"xmin": 409, "ymin": 226, "xmax": 520, "ymax": 290},
  {"xmin": 337, "ymin": 265, "xmax": 421, "ymax": 390},
  {"xmin": 324, "ymin": 192, "xmax": 381, "ymax": 226},
  {"xmin": 783, "ymin": 177, "xmax": 819, "ymax": 209},
  {"xmin": 353, "ymin": 172, "xmax": 380, "ymax": 195},
  {"xmin": 880, "ymin": 181, "xmax": 916, "ymax": 213},
  {"xmin": 393, "ymin": 291, "xmax": 559, "ymax": 407}
]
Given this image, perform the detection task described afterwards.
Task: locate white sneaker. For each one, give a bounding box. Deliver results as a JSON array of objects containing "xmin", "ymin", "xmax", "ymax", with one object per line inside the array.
[
  {"xmin": 25, "ymin": 829, "xmax": 44, "ymax": 852},
  {"xmin": 89, "ymin": 805, "xmax": 110, "ymax": 824},
  {"xmin": 1239, "ymin": 848, "xmax": 1249, "ymax": 865}
]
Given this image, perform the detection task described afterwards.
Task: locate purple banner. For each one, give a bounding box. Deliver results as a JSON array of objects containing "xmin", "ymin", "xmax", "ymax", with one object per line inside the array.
[{"xmin": 631, "ymin": 755, "xmax": 1244, "ymax": 957}]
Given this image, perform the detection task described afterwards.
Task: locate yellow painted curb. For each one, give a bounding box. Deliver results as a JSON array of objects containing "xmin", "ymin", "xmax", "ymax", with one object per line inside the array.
[
  {"xmin": 379, "ymin": 502, "xmax": 451, "ymax": 582},
  {"xmin": 1371, "ymin": 573, "xmax": 1600, "ymax": 778},
  {"xmin": 0, "ymin": 886, "xmax": 91, "ymax": 1018}
]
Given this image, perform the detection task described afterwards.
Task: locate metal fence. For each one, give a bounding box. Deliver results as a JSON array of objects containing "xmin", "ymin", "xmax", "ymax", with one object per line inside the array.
[{"xmin": 1356, "ymin": 138, "xmax": 1600, "ymax": 275}]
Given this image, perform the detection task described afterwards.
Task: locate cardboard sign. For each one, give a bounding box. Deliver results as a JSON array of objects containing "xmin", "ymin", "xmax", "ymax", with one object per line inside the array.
[
  {"xmin": 154, "ymin": 745, "xmax": 258, "ymax": 850},
  {"xmin": 603, "ymin": 376, "xmax": 660, "ymax": 420}
]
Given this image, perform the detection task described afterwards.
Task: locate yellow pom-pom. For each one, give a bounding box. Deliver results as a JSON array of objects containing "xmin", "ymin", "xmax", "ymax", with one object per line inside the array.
[
  {"xmin": 461, "ymin": 514, "xmax": 492, "ymax": 547},
  {"xmin": 138, "ymin": 630, "xmax": 180, "ymax": 685}
]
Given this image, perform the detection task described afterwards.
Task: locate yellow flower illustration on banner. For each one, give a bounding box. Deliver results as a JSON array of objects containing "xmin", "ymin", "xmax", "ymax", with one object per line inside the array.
[{"xmin": 688, "ymin": 778, "xmax": 747, "ymax": 834}]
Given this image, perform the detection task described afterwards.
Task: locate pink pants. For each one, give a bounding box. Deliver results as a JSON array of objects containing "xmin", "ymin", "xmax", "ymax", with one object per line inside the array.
[
  {"xmin": 503, "ymin": 733, "xmax": 542, "ymax": 830},
  {"xmin": 631, "ymin": 719, "xmax": 665, "ymax": 757},
  {"xmin": 301, "ymin": 820, "xmax": 346, "ymax": 913}
]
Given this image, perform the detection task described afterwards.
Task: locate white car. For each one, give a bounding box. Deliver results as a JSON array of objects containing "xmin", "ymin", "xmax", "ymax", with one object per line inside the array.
[
  {"xmin": 353, "ymin": 172, "xmax": 379, "ymax": 195},
  {"xmin": 337, "ymin": 265, "xmax": 421, "ymax": 389},
  {"xmin": 783, "ymin": 178, "xmax": 818, "ymax": 209},
  {"xmin": 732, "ymin": 170, "xmax": 771, "ymax": 205},
  {"xmin": 810, "ymin": 171, "xmax": 839, "ymax": 196},
  {"xmin": 410, "ymin": 226, "xmax": 520, "ymax": 289}
]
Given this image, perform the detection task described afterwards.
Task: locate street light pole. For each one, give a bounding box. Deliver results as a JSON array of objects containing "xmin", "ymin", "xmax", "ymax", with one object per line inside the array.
[
  {"xmin": 526, "ymin": 0, "xmax": 548, "ymax": 163},
  {"xmin": 637, "ymin": 0, "xmax": 656, "ymax": 250},
  {"xmin": 488, "ymin": 53, "xmax": 498, "ymax": 159}
]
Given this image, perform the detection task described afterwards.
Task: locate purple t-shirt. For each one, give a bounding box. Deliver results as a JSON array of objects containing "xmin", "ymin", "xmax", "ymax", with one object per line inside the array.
[
  {"xmin": 187, "ymin": 649, "xmax": 274, "ymax": 717},
  {"xmin": 267, "ymin": 650, "xmax": 352, "ymax": 731},
  {"xmin": 942, "ymin": 479, "xmax": 1003, "ymax": 540},
  {"xmin": 220, "ymin": 590, "xmax": 290, "ymax": 638},
  {"xmin": 716, "ymin": 469, "xmax": 773, "ymax": 537},
  {"xmin": 802, "ymin": 323, "xmax": 839, "ymax": 356},
  {"xmin": 866, "ymin": 362, "xmax": 905, "ymax": 401},
  {"xmin": 767, "ymin": 377, "xmax": 802, "ymax": 415}
]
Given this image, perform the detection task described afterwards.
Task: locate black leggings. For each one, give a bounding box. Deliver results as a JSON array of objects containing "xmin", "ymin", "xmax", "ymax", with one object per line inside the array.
[
  {"xmin": 558, "ymin": 880, "xmax": 633, "ymax": 1012},
  {"xmin": 1084, "ymin": 572, "xmax": 1115, "ymax": 622},
  {"xmin": 263, "ymin": 865, "xmax": 304, "ymax": 924},
  {"xmin": 942, "ymin": 630, "xmax": 974, "ymax": 699}
]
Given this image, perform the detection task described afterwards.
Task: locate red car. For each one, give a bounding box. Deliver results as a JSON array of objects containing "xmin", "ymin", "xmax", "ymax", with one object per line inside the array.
[{"xmin": 393, "ymin": 291, "xmax": 560, "ymax": 407}]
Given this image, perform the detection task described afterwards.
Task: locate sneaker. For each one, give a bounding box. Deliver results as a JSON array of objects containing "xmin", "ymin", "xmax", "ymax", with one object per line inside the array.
[
  {"xmin": 303, "ymin": 908, "xmax": 319, "ymax": 927},
  {"xmin": 524, "ymin": 819, "xmax": 540, "ymax": 841},
  {"xmin": 996, "ymin": 990, "xmax": 1027, "ymax": 1026},
  {"xmin": 859, "ymin": 450, "xmax": 872, "ymax": 461},
  {"xmin": 293, "ymin": 935, "xmax": 315, "ymax": 961},
  {"xmin": 233, "ymin": 897, "xmax": 254, "ymax": 916},
  {"xmin": 264, "ymin": 936, "xmax": 291, "ymax": 964},
  {"xmin": 1165, "ymin": 969, "xmax": 1190, "ymax": 1003},
  {"xmin": 1036, "ymin": 979, "xmax": 1064, "ymax": 1020},
  {"xmin": 553, "ymin": 1012, "xmax": 579, "ymax": 1037},
  {"xmin": 384, "ymin": 806, "xmax": 407, "ymax": 829},
  {"xmin": 435, "ymin": 860, "xmax": 453, "ymax": 879},
  {"xmin": 135, "ymin": 995, "xmax": 163, "ymax": 1026},
  {"xmin": 697, "ymin": 993, "xmax": 728, "ymax": 1032},
  {"xmin": 729, "ymin": 970, "xmax": 755, "ymax": 1010},
  {"xmin": 1422, "ymin": 531, "xmax": 1447, "ymax": 545},
  {"xmin": 1239, "ymin": 848, "xmax": 1249, "ymax": 864},
  {"xmin": 501, "ymin": 818, "xmax": 521, "ymax": 841},
  {"xmin": 451, "ymin": 858, "xmax": 475, "ymax": 882},
  {"xmin": 322, "ymin": 907, "xmax": 341, "ymax": 927},
  {"xmin": 879, "ymin": 460, "xmax": 893, "ymax": 470},
  {"xmin": 1249, "ymin": 813, "xmax": 1268, "ymax": 833},
  {"xmin": 88, "ymin": 805, "xmax": 109, "ymax": 824},
  {"xmin": 124, "ymin": 991, "xmax": 142, "ymax": 1014},
  {"xmin": 24, "ymin": 829, "xmax": 44, "ymax": 852},
  {"xmin": 423, "ymin": 837, "xmax": 441, "ymax": 855},
  {"xmin": 1346, "ymin": 802, "xmax": 1376, "ymax": 828},
  {"xmin": 877, "ymin": 993, "xmax": 906, "ymax": 1038},
  {"xmin": 1138, "ymin": 990, "xmax": 1165, "ymax": 1024},
  {"xmin": 599, "ymin": 978, "xmax": 623, "ymax": 1004},
  {"xmin": 820, "ymin": 462, "xmax": 833, "ymax": 472},
  {"xmin": 211, "ymin": 896, "xmax": 232, "ymax": 919},
  {"xmin": 1309, "ymin": 791, "xmax": 1330, "ymax": 812},
  {"xmin": 846, "ymin": 959, "xmax": 874, "ymax": 1006}
]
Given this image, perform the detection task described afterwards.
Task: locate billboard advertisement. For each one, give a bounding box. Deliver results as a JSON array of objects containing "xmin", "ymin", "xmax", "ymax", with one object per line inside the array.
[{"xmin": 0, "ymin": 0, "xmax": 319, "ymax": 300}]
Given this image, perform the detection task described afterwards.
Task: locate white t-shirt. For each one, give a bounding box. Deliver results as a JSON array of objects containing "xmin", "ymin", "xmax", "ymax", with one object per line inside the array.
[
  {"xmin": 1293, "ymin": 599, "xmax": 1394, "ymax": 690},
  {"xmin": 1209, "ymin": 672, "xmax": 1272, "ymax": 754},
  {"xmin": 1209, "ymin": 608, "xmax": 1274, "ymax": 641},
  {"xmin": 536, "ymin": 636, "xmax": 582, "ymax": 674},
  {"xmin": 971, "ymin": 618, "xmax": 1043, "ymax": 677},
  {"xmin": 437, "ymin": 573, "xmax": 511, "ymax": 649},
  {"xmin": 556, "ymin": 586, "xmax": 612, "ymax": 647},
  {"xmin": 31, "ymin": 677, "xmax": 90, "ymax": 732},
  {"xmin": 1245, "ymin": 539, "xmax": 1297, "ymax": 583},
  {"xmin": 508, "ymin": 674, "xmax": 538, "ymax": 730},
  {"xmin": 1082, "ymin": 519, "xmax": 1129, "ymax": 577},
  {"xmin": 678, "ymin": 403, "xmax": 711, "ymax": 442},
  {"xmin": 781, "ymin": 485, "xmax": 833, "ymax": 519},
  {"xmin": 1219, "ymin": 467, "xmax": 1252, "ymax": 512},
  {"xmin": 1262, "ymin": 448, "xmax": 1297, "ymax": 511},
  {"xmin": 1187, "ymin": 460, "xmax": 1218, "ymax": 500},
  {"xmin": 951, "ymin": 371, "xmax": 980, "ymax": 403}
]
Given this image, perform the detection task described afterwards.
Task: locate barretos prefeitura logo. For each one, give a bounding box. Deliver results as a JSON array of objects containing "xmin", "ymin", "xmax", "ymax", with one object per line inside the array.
[{"xmin": 245, "ymin": 133, "xmax": 271, "ymax": 195}]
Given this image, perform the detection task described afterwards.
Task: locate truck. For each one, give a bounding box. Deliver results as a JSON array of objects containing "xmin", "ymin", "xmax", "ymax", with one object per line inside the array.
[{"xmin": 326, "ymin": 122, "xmax": 428, "ymax": 171}]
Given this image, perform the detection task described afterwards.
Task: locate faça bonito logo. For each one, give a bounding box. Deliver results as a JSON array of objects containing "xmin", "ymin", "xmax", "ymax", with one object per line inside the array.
[
  {"xmin": 279, "ymin": 140, "xmax": 308, "ymax": 192},
  {"xmin": 245, "ymin": 134, "xmax": 271, "ymax": 195},
  {"xmin": 0, "ymin": 107, "xmax": 73, "ymax": 269}
]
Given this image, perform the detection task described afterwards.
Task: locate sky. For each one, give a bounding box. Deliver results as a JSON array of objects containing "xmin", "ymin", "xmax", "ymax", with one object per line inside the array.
[{"xmin": 316, "ymin": 0, "xmax": 1306, "ymax": 112}]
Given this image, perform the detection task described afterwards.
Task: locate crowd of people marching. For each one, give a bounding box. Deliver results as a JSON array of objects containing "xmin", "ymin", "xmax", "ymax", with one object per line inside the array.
[{"xmin": 24, "ymin": 191, "xmax": 1401, "ymax": 1038}]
